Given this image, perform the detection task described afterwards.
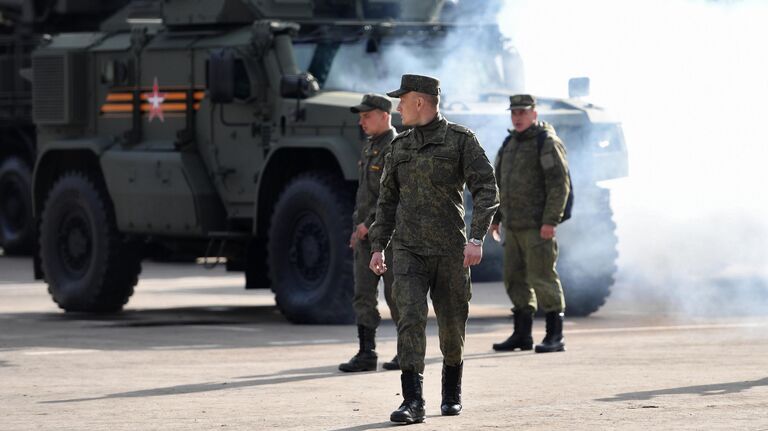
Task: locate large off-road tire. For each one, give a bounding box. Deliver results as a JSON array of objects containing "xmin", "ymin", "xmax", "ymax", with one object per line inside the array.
[
  {"xmin": 556, "ymin": 186, "xmax": 618, "ymax": 316},
  {"xmin": 0, "ymin": 157, "xmax": 34, "ymax": 255},
  {"xmin": 268, "ymin": 172, "xmax": 354, "ymax": 324},
  {"xmin": 39, "ymin": 171, "xmax": 141, "ymax": 312}
]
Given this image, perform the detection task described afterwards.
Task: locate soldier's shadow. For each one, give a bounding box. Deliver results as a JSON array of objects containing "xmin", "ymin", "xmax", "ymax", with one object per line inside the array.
[
  {"xmin": 327, "ymin": 423, "xmax": 394, "ymax": 431},
  {"xmin": 596, "ymin": 377, "xmax": 768, "ymax": 402}
]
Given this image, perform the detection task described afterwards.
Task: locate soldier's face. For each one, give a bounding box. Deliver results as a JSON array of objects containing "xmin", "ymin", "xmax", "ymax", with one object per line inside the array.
[
  {"xmin": 397, "ymin": 93, "xmax": 418, "ymax": 126},
  {"xmin": 358, "ymin": 110, "xmax": 389, "ymax": 136},
  {"xmin": 511, "ymin": 108, "xmax": 537, "ymax": 133}
]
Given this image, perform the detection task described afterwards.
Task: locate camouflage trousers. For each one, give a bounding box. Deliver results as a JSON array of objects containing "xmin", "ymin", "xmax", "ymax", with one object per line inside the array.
[
  {"xmin": 353, "ymin": 238, "xmax": 398, "ymax": 329},
  {"xmin": 392, "ymin": 248, "xmax": 471, "ymax": 373},
  {"xmin": 504, "ymin": 227, "xmax": 565, "ymax": 313}
]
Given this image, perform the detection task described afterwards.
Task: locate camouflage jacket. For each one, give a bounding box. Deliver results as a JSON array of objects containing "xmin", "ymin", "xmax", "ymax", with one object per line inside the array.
[
  {"xmin": 369, "ymin": 113, "xmax": 499, "ymax": 255},
  {"xmin": 353, "ymin": 127, "xmax": 396, "ymax": 228},
  {"xmin": 492, "ymin": 121, "xmax": 571, "ymax": 229}
]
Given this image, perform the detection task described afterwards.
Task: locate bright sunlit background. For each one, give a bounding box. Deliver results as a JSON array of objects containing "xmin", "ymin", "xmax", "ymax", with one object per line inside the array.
[{"xmin": 498, "ymin": 0, "xmax": 768, "ymax": 315}]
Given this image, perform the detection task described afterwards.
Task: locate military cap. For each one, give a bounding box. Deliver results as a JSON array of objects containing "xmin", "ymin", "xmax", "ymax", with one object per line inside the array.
[
  {"xmin": 350, "ymin": 93, "xmax": 392, "ymax": 113},
  {"xmin": 386, "ymin": 74, "xmax": 441, "ymax": 98},
  {"xmin": 507, "ymin": 94, "xmax": 536, "ymax": 110}
]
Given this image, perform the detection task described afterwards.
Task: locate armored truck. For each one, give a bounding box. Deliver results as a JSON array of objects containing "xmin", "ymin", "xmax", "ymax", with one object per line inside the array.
[
  {"xmin": 31, "ymin": 0, "xmax": 627, "ymax": 322},
  {"xmin": 0, "ymin": 0, "xmax": 131, "ymax": 254}
]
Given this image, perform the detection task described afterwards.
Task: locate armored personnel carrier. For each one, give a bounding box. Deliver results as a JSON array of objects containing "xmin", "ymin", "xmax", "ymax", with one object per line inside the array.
[{"xmin": 31, "ymin": 0, "xmax": 627, "ymax": 322}]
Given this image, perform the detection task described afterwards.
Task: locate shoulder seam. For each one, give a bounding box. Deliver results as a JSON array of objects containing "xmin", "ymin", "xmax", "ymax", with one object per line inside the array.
[
  {"xmin": 447, "ymin": 122, "xmax": 474, "ymax": 136},
  {"xmin": 394, "ymin": 129, "xmax": 412, "ymax": 139}
]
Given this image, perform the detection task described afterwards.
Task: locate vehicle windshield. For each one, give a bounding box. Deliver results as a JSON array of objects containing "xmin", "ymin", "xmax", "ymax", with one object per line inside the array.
[{"xmin": 294, "ymin": 25, "xmax": 524, "ymax": 102}]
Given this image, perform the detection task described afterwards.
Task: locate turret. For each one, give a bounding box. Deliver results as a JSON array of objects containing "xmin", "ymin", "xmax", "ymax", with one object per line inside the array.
[{"xmin": 126, "ymin": 0, "xmax": 447, "ymax": 28}]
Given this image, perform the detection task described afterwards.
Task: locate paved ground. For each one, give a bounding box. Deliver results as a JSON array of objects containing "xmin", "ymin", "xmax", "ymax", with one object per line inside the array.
[{"xmin": 1, "ymin": 256, "xmax": 767, "ymax": 430}]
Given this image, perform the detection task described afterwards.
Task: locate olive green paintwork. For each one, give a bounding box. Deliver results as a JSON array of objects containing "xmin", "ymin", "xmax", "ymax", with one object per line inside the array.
[{"xmin": 33, "ymin": 20, "xmax": 368, "ymax": 239}]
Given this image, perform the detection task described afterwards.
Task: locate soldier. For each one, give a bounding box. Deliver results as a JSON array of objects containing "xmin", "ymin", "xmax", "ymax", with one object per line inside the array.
[
  {"xmin": 339, "ymin": 94, "xmax": 401, "ymax": 373},
  {"xmin": 490, "ymin": 94, "xmax": 571, "ymax": 354},
  {"xmin": 368, "ymin": 74, "xmax": 499, "ymax": 424}
]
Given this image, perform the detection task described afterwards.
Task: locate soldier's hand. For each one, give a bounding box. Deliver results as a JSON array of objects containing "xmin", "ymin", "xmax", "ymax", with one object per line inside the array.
[
  {"xmin": 350, "ymin": 223, "xmax": 369, "ymax": 249},
  {"xmin": 540, "ymin": 224, "xmax": 556, "ymax": 240},
  {"xmin": 369, "ymin": 251, "xmax": 387, "ymax": 275},
  {"xmin": 463, "ymin": 243, "xmax": 483, "ymax": 267},
  {"xmin": 355, "ymin": 223, "xmax": 369, "ymax": 241},
  {"xmin": 489, "ymin": 224, "xmax": 501, "ymax": 242}
]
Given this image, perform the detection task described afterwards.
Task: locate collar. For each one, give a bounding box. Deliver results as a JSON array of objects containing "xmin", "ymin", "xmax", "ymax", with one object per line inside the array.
[
  {"xmin": 413, "ymin": 113, "xmax": 447, "ymax": 146},
  {"xmin": 369, "ymin": 127, "xmax": 396, "ymax": 146},
  {"xmin": 513, "ymin": 121, "xmax": 545, "ymax": 140}
]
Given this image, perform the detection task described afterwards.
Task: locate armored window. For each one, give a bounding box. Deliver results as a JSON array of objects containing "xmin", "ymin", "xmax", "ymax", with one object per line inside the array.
[{"xmin": 233, "ymin": 59, "xmax": 251, "ymax": 100}]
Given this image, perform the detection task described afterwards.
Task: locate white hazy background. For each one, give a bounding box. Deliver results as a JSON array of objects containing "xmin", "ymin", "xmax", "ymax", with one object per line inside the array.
[{"xmin": 497, "ymin": 0, "xmax": 768, "ymax": 316}]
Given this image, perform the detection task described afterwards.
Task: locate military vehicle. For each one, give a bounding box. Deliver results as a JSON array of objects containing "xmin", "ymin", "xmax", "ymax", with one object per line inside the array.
[
  {"xmin": 290, "ymin": 0, "xmax": 628, "ymax": 316},
  {"xmin": 0, "ymin": 0, "xmax": 131, "ymax": 254},
  {"xmin": 30, "ymin": 0, "xmax": 627, "ymax": 323}
]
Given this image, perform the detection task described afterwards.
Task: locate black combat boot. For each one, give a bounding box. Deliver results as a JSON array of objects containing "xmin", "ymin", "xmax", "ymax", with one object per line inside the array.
[
  {"xmin": 441, "ymin": 361, "xmax": 463, "ymax": 416},
  {"xmin": 339, "ymin": 325, "xmax": 377, "ymax": 372},
  {"xmin": 492, "ymin": 310, "xmax": 534, "ymax": 351},
  {"xmin": 390, "ymin": 371, "xmax": 426, "ymax": 424},
  {"xmin": 535, "ymin": 312, "xmax": 566, "ymax": 353},
  {"xmin": 382, "ymin": 355, "xmax": 400, "ymax": 371}
]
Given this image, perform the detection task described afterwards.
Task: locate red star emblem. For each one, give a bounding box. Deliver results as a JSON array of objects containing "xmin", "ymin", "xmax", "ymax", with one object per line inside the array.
[{"xmin": 147, "ymin": 77, "xmax": 165, "ymax": 123}]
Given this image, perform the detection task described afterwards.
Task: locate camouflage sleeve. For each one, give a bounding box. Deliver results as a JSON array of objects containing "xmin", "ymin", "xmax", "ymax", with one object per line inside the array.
[
  {"xmin": 491, "ymin": 145, "xmax": 504, "ymax": 225},
  {"xmin": 463, "ymin": 135, "xmax": 500, "ymax": 241},
  {"xmin": 540, "ymin": 136, "xmax": 571, "ymax": 225},
  {"xmin": 368, "ymin": 152, "xmax": 399, "ymax": 253},
  {"xmin": 352, "ymin": 157, "xmax": 364, "ymax": 229},
  {"xmin": 352, "ymin": 203, "xmax": 360, "ymax": 229},
  {"xmin": 363, "ymin": 207, "xmax": 376, "ymax": 229},
  {"xmin": 362, "ymin": 174, "xmax": 381, "ymax": 228}
]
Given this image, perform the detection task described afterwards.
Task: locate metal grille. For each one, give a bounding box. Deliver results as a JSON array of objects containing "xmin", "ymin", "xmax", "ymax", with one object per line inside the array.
[{"xmin": 32, "ymin": 54, "xmax": 67, "ymax": 124}]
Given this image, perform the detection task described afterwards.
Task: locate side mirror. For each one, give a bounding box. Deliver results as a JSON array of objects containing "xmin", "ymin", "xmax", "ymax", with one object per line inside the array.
[
  {"xmin": 568, "ymin": 77, "xmax": 590, "ymax": 98},
  {"xmin": 208, "ymin": 49, "xmax": 234, "ymax": 103},
  {"xmin": 280, "ymin": 73, "xmax": 319, "ymax": 99}
]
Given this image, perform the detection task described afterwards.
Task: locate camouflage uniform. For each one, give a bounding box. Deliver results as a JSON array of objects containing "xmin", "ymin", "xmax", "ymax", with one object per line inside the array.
[
  {"xmin": 493, "ymin": 120, "xmax": 570, "ymax": 314},
  {"xmin": 340, "ymin": 93, "xmax": 399, "ymax": 373},
  {"xmin": 370, "ymin": 112, "xmax": 499, "ymax": 373},
  {"xmin": 352, "ymin": 127, "xmax": 399, "ymax": 329}
]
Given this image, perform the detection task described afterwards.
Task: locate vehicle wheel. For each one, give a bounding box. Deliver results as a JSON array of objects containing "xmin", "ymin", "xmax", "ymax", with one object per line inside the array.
[
  {"xmin": 39, "ymin": 171, "xmax": 141, "ymax": 312},
  {"xmin": 268, "ymin": 172, "xmax": 354, "ymax": 324},
  {"xmin": 0, "ymin": 157, "xmax": 34, "ymax": 255},
  {"xmin": 557, "ymin": 186, "xmax": 618, "ymax": 316}
]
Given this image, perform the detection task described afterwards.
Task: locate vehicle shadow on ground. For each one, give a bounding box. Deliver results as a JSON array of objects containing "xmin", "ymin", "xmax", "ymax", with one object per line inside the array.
[
  {"xmin": 10, "ymin": 305, "xmax": 285, "ymax": 325},
  {"xmin": 0, "ymin": 256, "xmax": 39, "ymax": 284},
  {"xmin": 596, "ymin": 377, "xmax": 768, "ymax": 402},
  {"xmin": 0, "ymin": 305, "xmax": 298, "ymax": 352},
  {"xmin": 4, "ymin": 307, "xmax": 521, "ymax": 353},
  {"xmin": 41, "ymin": 350, "xmax": 523, "ymax": 404}
]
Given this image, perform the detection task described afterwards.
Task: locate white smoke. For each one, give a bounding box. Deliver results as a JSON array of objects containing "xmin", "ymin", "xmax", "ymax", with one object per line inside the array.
[{"xmin": 498, "ymin": 0, "xmax": 768, "ymax": 316}]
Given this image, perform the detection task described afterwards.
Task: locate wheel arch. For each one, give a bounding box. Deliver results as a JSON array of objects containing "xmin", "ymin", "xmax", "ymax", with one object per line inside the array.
[
  {"xmin": 253, "ymin": 141, "xmax": 357, "ymax": 236},
  {"xmin": 0, "ymin": 126, "xmax": 36, "ymax": 165},
  {"xmin": 33, "ymin": 145, "xmax": 107, "ymax": 216}
]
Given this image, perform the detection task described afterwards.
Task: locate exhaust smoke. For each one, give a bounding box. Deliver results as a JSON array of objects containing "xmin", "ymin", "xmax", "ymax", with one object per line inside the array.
[{"xmin": 498, "ymin": 0, "xmax": 768, "ymax": 316}]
